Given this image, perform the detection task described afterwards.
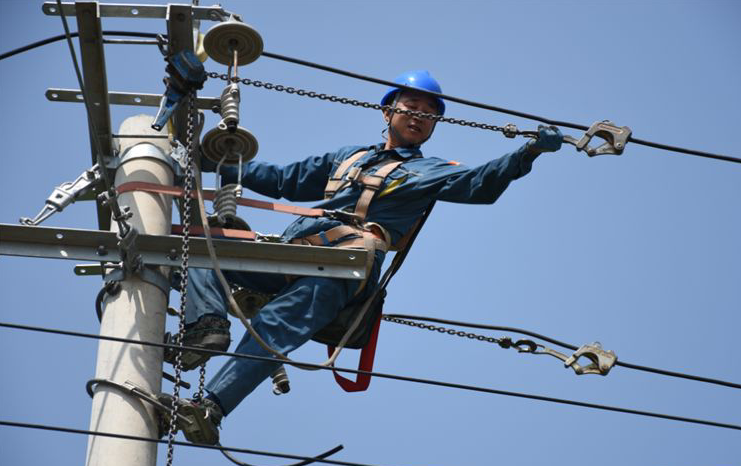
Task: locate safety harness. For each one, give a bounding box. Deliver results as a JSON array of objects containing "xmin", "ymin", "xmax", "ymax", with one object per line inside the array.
[
  {"xmin": 116, "ymin": 148, "xmax": 432, "ymax": 392},
  {"xmin": 305, "ymin": 149, "xmax": 433, "ymax": 392}
]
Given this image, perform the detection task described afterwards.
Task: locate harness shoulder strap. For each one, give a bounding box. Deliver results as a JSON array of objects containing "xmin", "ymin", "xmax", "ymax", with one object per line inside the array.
[
  {"xmin": 353, "ymin": 160, "xmax": 402, "ymax": 221},
  {"xmin": 324, "ymin": 150, "xmax": 368, "ymax": 199}
]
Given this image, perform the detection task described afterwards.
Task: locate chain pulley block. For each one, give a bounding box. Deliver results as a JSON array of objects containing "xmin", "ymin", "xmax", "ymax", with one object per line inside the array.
[{"xmin": 152, "ymin": 50, "xmax": 207, "ymax": 131}]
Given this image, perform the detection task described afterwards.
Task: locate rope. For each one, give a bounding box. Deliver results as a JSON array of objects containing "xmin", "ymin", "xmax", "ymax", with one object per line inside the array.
[{"xmin": 3, "ymin": 320, "xmax": 739, "ymax": 432}]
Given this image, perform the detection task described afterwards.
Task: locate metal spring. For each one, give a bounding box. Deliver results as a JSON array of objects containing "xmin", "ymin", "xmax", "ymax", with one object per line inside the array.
[
  {"xmin": 271, "ymin": 365, "xmax": 291, "ymax": 395},
  {"xmin": 213, "ymin": 183, "xmax": 241, "ymax": 224},
  {"xmin": 218, "ymin": 83, "xmax": 240, "ymax": 132}
]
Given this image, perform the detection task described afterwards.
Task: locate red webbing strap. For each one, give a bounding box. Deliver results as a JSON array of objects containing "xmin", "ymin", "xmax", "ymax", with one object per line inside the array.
[
  {"xmin": 326, "ymin": 313, "xmax": 382, "ymax": 392},
  {"xmin": 116, "ymin": 181, "xmax": 326, "ymax": 218},
  {"xmin": 171, "ymin": 224, "xmax": 257, "ymax": 240}
]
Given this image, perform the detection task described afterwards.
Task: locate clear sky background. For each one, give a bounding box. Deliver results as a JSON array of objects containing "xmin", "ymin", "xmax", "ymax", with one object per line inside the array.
[{"xmin": 1, "ymin": 1, "xmax": 739, "ymax": 465}]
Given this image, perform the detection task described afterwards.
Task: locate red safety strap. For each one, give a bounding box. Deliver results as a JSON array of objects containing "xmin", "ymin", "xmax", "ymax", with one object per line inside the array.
[
  {"xmin": 326, "ymin": 313, "xmax": 382, "ymax": 392},
  {"xmin": 116, "ymin": 181, "xmax": 327, "ymax": 218}
]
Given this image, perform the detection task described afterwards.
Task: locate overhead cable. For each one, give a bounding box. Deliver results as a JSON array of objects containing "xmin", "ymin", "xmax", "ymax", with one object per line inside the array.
[
  {"xmin": 1, "ymin": 31, "xmax": 739, "ymax": 164},
  {"xmin": 2, "ymin": 320, "xmax": 739, "ymax": 432},
  {"xmin": 0, "ymin": 421, "xmax": 374, "ymax": 466},
  {"xmin": 383, "ymin": 313, "xmax": 741, "ymax": 390}
]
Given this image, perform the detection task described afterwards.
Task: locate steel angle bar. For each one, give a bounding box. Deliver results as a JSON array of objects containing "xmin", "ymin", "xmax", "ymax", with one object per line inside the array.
[
  {"xmin": 166, "ymin": 3, "xmax": 195, "ymax": 146},
  {"xmin": 0, "ymin": 224, "xmax": 367, "ymax": 280},
  {"xmin": 72, "ymin": 2, "xmax": 113, "ymax": 230},
  {"xmin": 46, "ymin": 89, "xmax": 220, "ymax": 110},
  {"xmin": 42, "ymin": 2, "xmax": 232, "ymax": 22}
]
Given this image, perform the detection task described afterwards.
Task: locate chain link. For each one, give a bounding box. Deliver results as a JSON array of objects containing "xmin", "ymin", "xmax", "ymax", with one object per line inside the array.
[
  {"xmin": 207, "ymin": 72, "xmax": 521, "ymax": 136},
  {"xmin": 197, "ymin": 363, "xmax": 207, "ymax": 401},
  {"xmin": 381, "ymin": 315, "xmax": 518, "ymax": 349},
  {"xmin": 165, "ymin": 91, "xmax": 196, "ymax": 466}
]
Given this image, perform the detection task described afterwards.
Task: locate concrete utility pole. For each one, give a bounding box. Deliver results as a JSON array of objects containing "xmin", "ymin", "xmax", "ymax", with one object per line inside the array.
[{"xmin": 86, "ymin": 115, "xmax": 173, "ymax": 466}]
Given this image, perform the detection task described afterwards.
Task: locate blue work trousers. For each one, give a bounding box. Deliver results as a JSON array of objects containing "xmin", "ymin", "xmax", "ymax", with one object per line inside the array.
[{"xmin": 182, "ymin": 250, "xmax": 384, "ymax": 415}]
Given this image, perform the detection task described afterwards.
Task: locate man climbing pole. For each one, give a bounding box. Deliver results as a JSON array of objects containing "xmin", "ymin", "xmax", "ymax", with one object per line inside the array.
[{"xmin": 160, "ymin": 70, "xmax": 563, "ymax": 444}]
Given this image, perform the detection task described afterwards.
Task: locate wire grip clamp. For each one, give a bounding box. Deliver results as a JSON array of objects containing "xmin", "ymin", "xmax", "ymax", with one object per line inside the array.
[
  {"xmin": 20, "ymin": 164, "xmax": 102, "ymax": 226},
  {"xmin": 520, "ymin": 341, "xmax": 617, "ymax": 376},
  {"xmin": 562, "ymin": 120, "xmax": 632, "ymax": 156}
]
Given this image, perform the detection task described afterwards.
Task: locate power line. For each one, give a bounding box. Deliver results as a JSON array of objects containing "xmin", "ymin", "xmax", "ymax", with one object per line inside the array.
[
  {"xmin": 383, "ymin": 313, "xmax": 741, "ymax": 390},
  {"xmin": 0, "ymin": 420, "xmax": 378, "ymax": 466},
  {"xmin": 2, "ymin": 320, "xmax": 739, "ymax": 432},
  {"xmin": 1, "ymin": 31, "xmax": 739, "ymax": 165}
]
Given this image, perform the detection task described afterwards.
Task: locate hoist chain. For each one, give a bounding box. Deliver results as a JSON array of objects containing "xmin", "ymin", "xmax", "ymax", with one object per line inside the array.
[
  {"xmin": 165, "ymin": 91, "xmax": 197, "ymax": 466},
  {"xmin": 206, "ymin": 72, "xmax": 522, "ymax": 137},
  {"xmin": 382, "ymin": 315, "xmax": 520, "ymax": 349}
]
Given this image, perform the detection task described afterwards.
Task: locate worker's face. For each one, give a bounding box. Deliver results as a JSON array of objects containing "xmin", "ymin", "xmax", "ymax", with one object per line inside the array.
[{"xmin": 384, "ymin": 91, "xmax": 439, "ymax": 148}]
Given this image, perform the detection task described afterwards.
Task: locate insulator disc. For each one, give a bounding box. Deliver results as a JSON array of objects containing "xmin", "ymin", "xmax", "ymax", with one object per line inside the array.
[
  {"xmin": 201, "ymin": 126, "xmax": 258, "ymax": 165},
  {"xmin": 203, "ymin": 20, "xmax": 263, "ymax": 66}
]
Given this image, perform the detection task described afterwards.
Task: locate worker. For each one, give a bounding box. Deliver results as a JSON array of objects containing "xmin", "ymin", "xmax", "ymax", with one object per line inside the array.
[{"xmin": 160, "ymin": 70, "xmax": 563, "ymax": 444}]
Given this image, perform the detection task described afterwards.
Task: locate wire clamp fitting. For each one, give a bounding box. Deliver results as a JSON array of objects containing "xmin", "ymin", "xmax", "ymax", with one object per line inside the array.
[
  {"xmin": 563, "ymin": 120, "xmax": 632, "ymax": 157},
  {"xmin": 20, "ymin": 163, "xmax": 102, "ymax": 226},
  {"xmin": 526, "ymin": 341, "xmax": 617, "ymax": 376}
]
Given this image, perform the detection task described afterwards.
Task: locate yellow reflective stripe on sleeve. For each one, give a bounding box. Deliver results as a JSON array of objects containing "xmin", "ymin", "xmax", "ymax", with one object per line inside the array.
[{"xmin": 377, "ymin": 175, "xmax": 407, "ymax": 198}]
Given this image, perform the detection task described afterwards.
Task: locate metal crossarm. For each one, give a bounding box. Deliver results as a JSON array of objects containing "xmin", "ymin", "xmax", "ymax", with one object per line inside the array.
[
  {"xmin": 0, "ymin": 224, "xmax": 368, "ymax": 279},
  {"xmin": 42, "ymin": 2, "xmax": 234, "ymax": 21},
  {"xmin": 46, "ymin": 89, "xmax": 220, "ymax": 110}
]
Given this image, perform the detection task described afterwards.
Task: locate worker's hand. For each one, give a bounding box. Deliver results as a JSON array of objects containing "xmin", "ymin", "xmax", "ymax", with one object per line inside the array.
[{"xmin": 527, "ymin": 125, "xmax": 563, "ymax": 154}]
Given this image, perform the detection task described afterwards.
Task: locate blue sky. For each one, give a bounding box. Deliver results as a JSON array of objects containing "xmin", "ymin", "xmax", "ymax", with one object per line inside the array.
[{"xmin": 1, "ymin": 1, "xmax": 739, "ymax": 465}]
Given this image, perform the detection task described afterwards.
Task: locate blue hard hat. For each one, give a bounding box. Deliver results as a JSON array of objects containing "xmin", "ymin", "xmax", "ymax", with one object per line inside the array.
[{"xmin": 380, "ymin": 70, "xmax": 445, "ymax": 116}]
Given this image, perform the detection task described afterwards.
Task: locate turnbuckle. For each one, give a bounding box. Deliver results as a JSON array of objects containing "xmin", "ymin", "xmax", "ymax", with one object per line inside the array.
[{"xmin": 517, "ymin": 340, "xmax": 617, "ymax": 376}]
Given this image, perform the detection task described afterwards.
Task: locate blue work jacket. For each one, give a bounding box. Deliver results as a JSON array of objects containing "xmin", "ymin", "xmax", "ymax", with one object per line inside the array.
[{"xmin": 221, "ymin": 142, "xmax": 535, "ymax": 245}]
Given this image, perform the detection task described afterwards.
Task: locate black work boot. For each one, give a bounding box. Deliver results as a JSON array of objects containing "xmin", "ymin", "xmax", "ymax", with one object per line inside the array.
[
  {"xmin": 157, "ymin": 394, "xmax": 223, "ymax": 445},
  {"xmin": 164, "ymin": 315, "xmax": 231, "ymax": 371}
]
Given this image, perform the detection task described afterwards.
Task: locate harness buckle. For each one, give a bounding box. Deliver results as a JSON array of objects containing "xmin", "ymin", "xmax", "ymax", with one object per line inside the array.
[
  {"xmin": 563, "ymin": 120, "xmax": 632, "ymax": 157},
  {"xmin": 325, "ymin": 209, "xmax": 364, "ymax": 226},
  {"xmin": 346, "ymin": 165, "xmax": 362, "ymax": 182}
]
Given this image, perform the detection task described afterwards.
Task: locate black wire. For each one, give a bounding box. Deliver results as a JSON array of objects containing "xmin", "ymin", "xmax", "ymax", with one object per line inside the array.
[
  {"xmin": 0, "ymin": 31, "xmax": 158, "ymax": 61},
  {"xmin": 383, "ymin": 313, "xmax": 741, "ymax": 391},
  {"xmin": 2, "ymin": 31, "xmax": 739, "ymax": 165},
  {"xmin": 1, "ymin": 321, "xmax": 739, "ymax": 432},
  {"xmin": 0, "ymin": 421, "xmax": 375, "ymax": 466}
]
